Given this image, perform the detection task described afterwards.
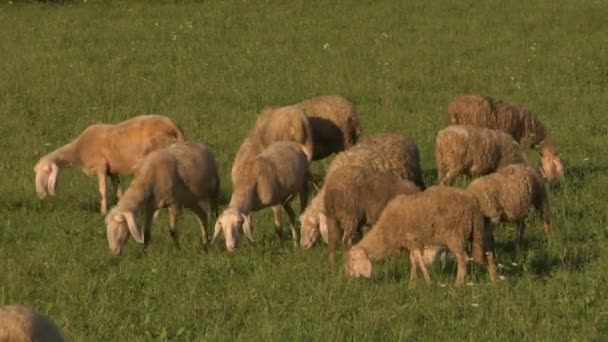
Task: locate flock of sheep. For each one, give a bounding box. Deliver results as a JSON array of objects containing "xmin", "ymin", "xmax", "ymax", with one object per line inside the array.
[{"xmin": 1, "ymin": 94, "xmax": 564, "ymax": 340}]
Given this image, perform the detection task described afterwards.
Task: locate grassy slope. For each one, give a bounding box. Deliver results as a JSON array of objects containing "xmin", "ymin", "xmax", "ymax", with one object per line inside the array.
[{"xmin": 1, "ymin": 0, "xmax": 607, "ymax": 340}]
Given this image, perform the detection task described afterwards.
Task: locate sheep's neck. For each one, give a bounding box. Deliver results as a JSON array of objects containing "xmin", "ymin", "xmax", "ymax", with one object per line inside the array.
[
  {"xmin": 47, "ymin": 143, "xmax": 79, "ymax": 167},
  {"xmin": 117, "ymin": 177, "xmax": 152, "ymax": 213},
  {"xmin": 228, "ymin": 183, "xmax": 256, "ymax": 213}
]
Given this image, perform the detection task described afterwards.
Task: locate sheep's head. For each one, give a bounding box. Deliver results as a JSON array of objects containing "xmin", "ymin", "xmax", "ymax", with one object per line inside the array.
[
  {"xmin": 213, "ymin": 209, "xmax": 253, "ymax": 252},
  {"xmin": 105, "ymin": 208, "xmax": 143, "ymax": 256},
  {"xmin": 299, "ymin": 211, "xmax": 321, "ymax": 249},
  {"xmin": 539, "ymin": 142, "xmax": 563, "ymax": 181},
  {"xmin": 33, "ymin": 158, "xmax": 59, "ymax": 199},
  {"xmin": 345, "ymin": 248, "xmax": 372, "ymax": 279}
]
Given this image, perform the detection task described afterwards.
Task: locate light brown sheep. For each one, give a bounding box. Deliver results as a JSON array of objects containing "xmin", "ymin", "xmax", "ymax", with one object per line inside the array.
[
  {"xmin": 435, "ymin": 124, "xmax": 525, "ymax": 186},
  {"xmin": 466, "ymin": 163, "xmax": 552, "ymax": 245},
  {"xmin": 215, "ymin": 141, "xmax": 309, "ymax": 252},
  {"xmin": 321, "ymin": 166, "xmax": 422, "ymax": 266},
  {"xmin": 345, "ymin": 186, "xmax": 498, "ymax": 287},
  {"xmin": 299, "ymin": 132, "xmax": 426, "ymax": 249},
  {"xmin": 0, "ymin": 305, "xmax": 64, "ymax": 342},
  {"xmin": 34, "ymin": 114, "xmax": 185, "ymax": 214},
  {"xmin": 294, "ymin": 95, "xmax": 362, "ymax": 160},
  {"xmin": 448, "ymin": 94, "xmax": 563, "ymax": 181},
  {"xmin": 106, "ymin": 142, "xmax": 219, "ymax": 255}
]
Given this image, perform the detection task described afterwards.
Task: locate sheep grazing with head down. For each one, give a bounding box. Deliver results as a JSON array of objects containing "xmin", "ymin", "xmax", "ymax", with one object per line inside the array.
[
  {"xmin": 34, "ymin": 114, "xmax": 185, "ymax": 214},
  {"xmin": 435, "ymin": 124, "xmax": 525, "ymax": 186},
  {"xmin": 0, "ymin": 305, "xmax": 65, "ymax": 342},
  {"xmin": 300, "ymin": 132, "xmax": 426, "ymax": 249},
  {"xmin": 346, "ymin": 186, "xmax": 498, "ymax": 287},
  {"xmin": 215, "ymin": 141, "xmax": 309, "ymax": 252},
  {"xmin": 466, "ymin": 163, "xmax": 552, "ymax": 246},
  {"xmin": 105, "ymin": 142, "xmax": 219, "ymax": 256},
  {"xmin": 293, "ymin": 95, "xmax": 362, "ymax": 160},
  {"xmin": 448, "ymin": 94, "xmax": 563, "ymax": 181},
  {"xmin": 321, "ymin": 166, "xmax": 422, "ymax": 266}
]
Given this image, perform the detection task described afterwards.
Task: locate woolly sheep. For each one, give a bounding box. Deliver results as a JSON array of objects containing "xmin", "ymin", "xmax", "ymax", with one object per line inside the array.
[
  {"xmin": 435, "ymin": 124, "xmax": 525, "ymax": 186},
  {"xmin": 106, "ymin": 142, "xmax": 219, "ymax": 255},
  {"xmin": 299, "ymin": 132, "xmax": 426, "ymax": 248},
  {"xmin": 0, "ymin": 305, "xmax": 64, "ymax": 342},
  {"xmin": 214, "ymin": 141, "xmax": 309, "ymax": 252},
  {"xmin": 345, "ymin": 186, "xmax": 498, "ymax": 287},
  {"xmin": 448, "ymin": 94, "xmax": 563, "ymax": 180},
  {"xmin": 466, "ymin": 163, "xmax": 552, "ymax": 245},
  {"xmin": 34, "ymin": 114, "xmax": 185, "ymax": 214}
]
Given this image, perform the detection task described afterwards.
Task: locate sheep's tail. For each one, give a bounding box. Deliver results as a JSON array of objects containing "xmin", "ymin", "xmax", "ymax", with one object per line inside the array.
[
  {"xmin": 254, "ymin": 159, "xmax": 278, "ymax": 205},
  {"xmin": 470, "ymin": 209, "xmax": 486, "ymax": 264}
]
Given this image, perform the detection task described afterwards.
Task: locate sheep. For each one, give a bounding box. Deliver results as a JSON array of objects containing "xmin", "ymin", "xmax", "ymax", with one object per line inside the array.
[
  {"xmin": 214, "ymin": 141, "xmax": 309, "ymax": 252},
  {"xmin": 105, "ymin": 142, "xmax": 219, "ymax": 256},
  {"xmin": 448, "ymin": 94, "xmax": 563, "ymax": 180},
  {"xmin": 0, "ymin": 305, "xmax": 64, "ymax": 342},
  {"xmin": 321, "ymin": 166, "xmax": 422, "ymax": 266},
  {"xmin": 466, "ymin": 163, "xmax": 552, "ymax": 246},
  {"xmin": 299, "ymin": 132, "xmax": 426, "ymax": 249},
  {"xmin": 345, "ymin": 186, "xmax": 498, "ymax": 287},
  {"xmin": 435, "ymin": 124, "xmax": 525, "ymax": 186},
  {"xmin": 34, "ymin": 114, "xmax": 185, "ymax": 214},
  {"xmin": 293, "ymin": 95, "xmax": 362, "ymax": 160}
]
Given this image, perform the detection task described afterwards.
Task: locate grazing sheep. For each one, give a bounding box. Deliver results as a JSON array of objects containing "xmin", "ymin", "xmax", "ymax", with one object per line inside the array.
[
  {"xmin": 214, "ymin": 141, "xmax": 309, "ymax": 252},
  {"xmin": 435, "ymin": 124, "xmax": 525, "ymax": 186},
  {"xmin": 466, "ymin": 163, "xmax": 552, "ymax": 245},
  {"xmin": 0, "ymin": 305, "xmax": 64, "ymax": 342},
  {"xmin": 294, "ymin": 95, "xmax": 362, "ymax": 160},
  {"xmin": 321, "ymin": 166, "xmax": 422, "ymax": 266},
  {"xmin": 345, "ymin": 186, "xmax": 498, "ymax": 287},
  {"xmin": 105, "ymin": 142, "xmax": 219, "ymax": 256},
  {"xmin": 299, "ymin": 132, "xmax": 426, "ymax": 249},
  {"xmin": 34, "ymin": 114, "xmax": 185, "ymax": 214},
  {"xmin": 448, "ymin": 94, "xmax": 563, "ymax": 180}
]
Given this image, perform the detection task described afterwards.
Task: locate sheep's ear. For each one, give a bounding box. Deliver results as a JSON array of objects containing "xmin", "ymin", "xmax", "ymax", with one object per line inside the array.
[
  {"xmin": 47, "ymin": 163, "xmax": 59, "ymax": 196},
  {"xmin": 124, "ymin": 212, "xmax": 144, "ymax": 243},
  {"xmin": 242, "ymin": 214, "xmax": 254, "ymax": 242},
  {"xmin": 212, "ymin": 220, "xmax": 222, "ymax": 243},
  {"xmin": 34, "ymin": 164, "xmax": 49, "ymax": 199},
  {"xmin": 318, "ymin": 213, "xmax": 328, "ymax": 243}
]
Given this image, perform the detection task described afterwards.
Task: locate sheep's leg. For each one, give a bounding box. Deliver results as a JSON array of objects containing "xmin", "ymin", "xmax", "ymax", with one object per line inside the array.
[
  {"xmin": 282, "ymin": 202, "xmax": 299, "ymax": 248},
  {"xmin": 109, "ymin": 174, "xmax": 123, "ymax": 199},
  {"xmin": 168, "ymin": 205, "xmax": 180, "ymax": 246},
  {"xmin": 326, "ymin": 216, "xmax": 339, "ymax": 270},
  {"xmin": 485, "ymin": 251, "xmax": 499, "ymax": 285},
  {"xmin": 409, "ymin": 250, "xmax": 418, "ymax": 288},
  {"xmin": 271, "ymin": 206, "xmax": 284, "ymax": 241},
  {"xmin": 453, "ymin": 249, "xmax": 469, "ymax": 287},
  {"xmin": 516, "ymin": 220, "xmax": 527, "ymax": 248},
  {"xmin": 189, "ymin": 204, "xmax": 210, "ymax": 245},
  {"xmin": 143, "ymin": 207, "xmax": 155, "ymax": 250},
  {"xmin": 536, "ymin": 196, "xmax": 553, "ymax": 241},
  {"xmin": 96, "ymin": 171, "xmax": 108, "ymax": 214},
  {"xmin": 414, "ymin": 248, "xmax": 432, "ymax": 285},
  {"xmin": 341, "ymin": 218, "xmax": 357, "ymax": 251}
]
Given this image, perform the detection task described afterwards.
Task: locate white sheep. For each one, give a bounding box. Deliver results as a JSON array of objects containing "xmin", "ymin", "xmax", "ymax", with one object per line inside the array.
[
  {"xmin": 34, "ymin": 114, "xmax": 185, "ymax": 214},
  {"xmin": 105, "ymin": 142, "xmax": 219, "ymax": 255},
  {"xmin": 0, "ymin": 305, "xmax": 64, "ymax": 342},
  {"xmin": 435, "ymin": 124, "xmax": 524, "ymax": 186},
  {"xmin": 214, "ymin": 141, "xmax": 309, "ymax": 252}
]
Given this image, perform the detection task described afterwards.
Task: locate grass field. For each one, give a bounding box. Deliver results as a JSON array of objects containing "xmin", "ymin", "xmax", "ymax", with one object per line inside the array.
[{"xmin": 1, "ymin": 0, "xmax": 608, "ymax": 340}]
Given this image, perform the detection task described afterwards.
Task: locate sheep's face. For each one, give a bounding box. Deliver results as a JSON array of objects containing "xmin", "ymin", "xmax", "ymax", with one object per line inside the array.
[
  {"xmin": 213, "ymin": 210, "xmax": 253, "ymax": 252},
  {"xmin": 541, "ymin": 153, "xmax": 563, "ymax": 181},
  {"xmin": 299, "ymin": 212, "xmax": 320, "ymax": 249},
  {"xmin": 421, "ymin": 246, "xmax": 446, "ymax": 266},
  {"xmin": 345, "ymin": 248, "xmax": 372, "ymax": 279},
  {"xmin": 106, "ymin": 210, "xmax": 130, "ymax": 256},
  {"xmin": 33, "ymin": 158, "xmax": 59, "ymax": 199}
]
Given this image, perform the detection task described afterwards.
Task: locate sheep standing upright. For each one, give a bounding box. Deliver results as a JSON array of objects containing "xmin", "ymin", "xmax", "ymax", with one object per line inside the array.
[
  {"xmin": 448, "ymin": 94, "xmax": 563, "ymax": 180},
  {"xmin": 345, "ymin": 186, "xmax": 498, "ymax": 287},
  {"xmin": 466, "ymin": 163, "xmax": 552, "ymax": 245},
  {"xmin": 435, "ymin": 124, "xmax": 524, "ymax": 186},
  {"xmin": 34, "ymin": 114, "xmax": 185, "ymax": 214},
  {"xmin": 106, "ymin": 142, "xmax": 219, "ymax": 255},
  {"xmin": 0, "ymin": 305, "xmax": 64, "ymax": 342},
  {"xmin": 293, "ymin": 95, "xmax": 362, "ymax": 160},
  {"xmin": 215, "ymin": 141, "xmax": 309, "ymax": 252}
]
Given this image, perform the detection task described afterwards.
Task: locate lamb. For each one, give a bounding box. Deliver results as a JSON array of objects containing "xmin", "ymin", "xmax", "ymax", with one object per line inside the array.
[
  {"xmin": 0, "ymin": 305, "xmax": 65, "ymax": 342},
  {"xmin": 299, "ymin": 132, "xmax": 426, "ymax": 249},
  {"xmin": 214, "ymin": 141, "xmax": 309, "ymax": 252},
  {"xmin": 34, "ymin": 114, "xmax": 185, "ymax": 214},
  {"xmin": 448, "ymin": 94, "xmax": 563, "ymax": 180},
  {"xmin": 105, "ymin": 142, "xmax": 219, "ymax": 256},
  {"xmin": 345, "ymin": 186, "xmax": 498, "ymax": 287},
  {"xmin": 466, "ymin": 163, "xmax": 552, "ymax": 246},
  {"xmin": 293, "ymin": 95, "xmax": 362, "ymax": 160},
  {"xmin": 435, "ymin": 124, "xmax": 525, "ymax": 186},
  {"xmin": 321, "ymin": 166, "xmax": 422, "ymax": 266}
]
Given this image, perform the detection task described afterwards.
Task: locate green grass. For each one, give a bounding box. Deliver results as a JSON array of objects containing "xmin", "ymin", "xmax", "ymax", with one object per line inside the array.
[{"xmin": 1, "ymin": 0, "xmax": 608, "ymax": 340}]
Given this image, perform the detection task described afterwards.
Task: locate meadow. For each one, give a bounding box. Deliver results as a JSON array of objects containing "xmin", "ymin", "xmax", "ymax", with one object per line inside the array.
[{"xmin": 1, "ymin": 0, "xmax": 608, "ymax": 340}]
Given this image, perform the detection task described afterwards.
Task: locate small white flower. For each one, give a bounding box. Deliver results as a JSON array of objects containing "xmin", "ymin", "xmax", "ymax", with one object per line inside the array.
[
  {"xmin": 499, "ymin": 275, "xmax": 507, "ymax": 281},
  {"xmin": 498, "ymin": 263, "xmax": 505, "ymax": 269},
  {"xmin": 154, "ymin": 22, "xmax": 159, "ymax": 27},
  {"xmin": 471, "ymin": 303, "xmax": 479, "ymax": 307},
  {"xmin": 323, "ymin": 43, "xmax": 330, "ymax": 50},
  {"xmin": 439, "ymin": 283, "xmax": 447, "ymax": 287},
  {"xmin": 583, "ymin": 157, "xmax": 590, "ymax": 161},
  {"xmin": 511, "ymin": 262, "xmax": 518, "ymax": 266},
  {"xmin": 466, "ymin": 282, "xmax": 474, "ymax": 286}
]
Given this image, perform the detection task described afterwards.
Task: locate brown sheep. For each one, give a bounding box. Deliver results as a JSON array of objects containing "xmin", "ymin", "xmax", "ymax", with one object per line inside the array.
[
  {"xmin": 466, "ymin": 163, "xmax": 552, "ymax": 246},
  {"xmin": 435, "ymin": 124, "xmax": 525, "ymax": 186},
  {"xmin": 34, "ymin": 114, "xmax": 185, "ymax": 214},
  {"xmin": 448, "ymin": 94, "xmax": 563, "ymax": 181},
  {"xmin": 0, "ymin": 305, "xmax": 64, "ymax": 342},
  {"xmin": 345, "ymin": 186, "xmax": 498, "ymax": 287}
]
